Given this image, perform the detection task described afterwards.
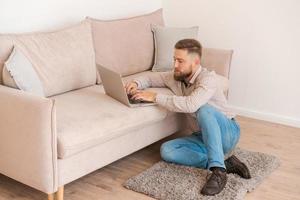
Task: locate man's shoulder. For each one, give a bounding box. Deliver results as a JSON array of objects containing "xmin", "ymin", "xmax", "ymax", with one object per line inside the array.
[
  {"xmin": 197, "ymin": 68, "xmax": 217, "ymax": 82},
  {"xmin": 197, "ymin": 68, "xmax": 229, "ymax": 90}
]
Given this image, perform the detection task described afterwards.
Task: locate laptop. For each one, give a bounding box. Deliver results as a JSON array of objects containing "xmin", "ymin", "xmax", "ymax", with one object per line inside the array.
[{"xmin": 98, "ymin": 66, "xmax": 157, "ymax": 107}]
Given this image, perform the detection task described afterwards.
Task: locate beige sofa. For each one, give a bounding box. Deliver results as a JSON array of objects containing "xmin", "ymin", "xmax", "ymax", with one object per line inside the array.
[{"xmin": 0, "ymin": 9, "xmax": 233, "ymax": 200}]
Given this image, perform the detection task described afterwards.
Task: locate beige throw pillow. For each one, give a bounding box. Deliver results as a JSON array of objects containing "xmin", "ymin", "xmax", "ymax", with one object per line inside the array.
[{"xmin": 88, "ymin": 8, "xmax": 164, "ymax": 83}]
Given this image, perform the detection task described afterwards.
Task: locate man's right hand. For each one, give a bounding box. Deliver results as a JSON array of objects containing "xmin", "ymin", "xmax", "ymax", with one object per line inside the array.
[{"xmin": 125, "ymin": 81, "xmax": 138, "ymax": 94}]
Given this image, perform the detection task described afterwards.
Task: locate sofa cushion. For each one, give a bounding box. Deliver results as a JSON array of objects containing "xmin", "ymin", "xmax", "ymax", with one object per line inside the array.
[
  {"xmin": 201, "ymin": 48, "xmax": 233, "ymax": 78},
  {"xmin": 51, "ymin": 71, "xmax": 175, "ymax": 158},
  {"xmin": 151, "ymin": 25, "xmax": 199, "ymax": 72},
  {"xmin": 88, "ymin": 8, "xmax": 164, "ymax": 82},
  {"xmin": 3, "ymin": 46, "xmax": 44, "ymax": 96},
  {"xmin": 2, "ymin": 62, "xmax": 17, "ymax": 89},
  {"xmin": 0, "ymin": 20, "xmax": 97, "ymax": 97}
]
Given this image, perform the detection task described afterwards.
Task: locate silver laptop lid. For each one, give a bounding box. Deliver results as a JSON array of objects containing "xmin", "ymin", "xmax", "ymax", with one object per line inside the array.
[{"xmin": 98, "ymin": 66, "xmax": 131, "ymax": 106}]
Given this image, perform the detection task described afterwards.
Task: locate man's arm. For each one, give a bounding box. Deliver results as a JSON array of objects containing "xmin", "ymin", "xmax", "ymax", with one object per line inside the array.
[
  {"xmin": 155, "ymin": 75, "xmax": 217, "ymax": 113},
  {"xmin": 133, "ymin": 71, "xmax": 172, "ymax": 89}
]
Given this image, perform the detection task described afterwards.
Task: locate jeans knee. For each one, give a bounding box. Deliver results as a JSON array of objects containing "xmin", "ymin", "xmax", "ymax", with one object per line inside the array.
[
  {"xmin": 160, "ymin": 142, "xmax": 176, "ymax": 162},
  {"xmin": 196, "ymin": 104, "xmax": 215, "ymax": 122}
]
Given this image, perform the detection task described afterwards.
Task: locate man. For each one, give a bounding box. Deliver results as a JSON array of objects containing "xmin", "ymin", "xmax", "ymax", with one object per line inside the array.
[{"xmin": 125, "ymin": 39, "xmax": 251, "ymax": 196}]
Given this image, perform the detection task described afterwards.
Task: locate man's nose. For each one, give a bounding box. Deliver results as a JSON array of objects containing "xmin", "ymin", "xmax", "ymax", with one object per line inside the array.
[{"xmin": 174, "ymin": 61, "xmax": 179, "ymax": 69}]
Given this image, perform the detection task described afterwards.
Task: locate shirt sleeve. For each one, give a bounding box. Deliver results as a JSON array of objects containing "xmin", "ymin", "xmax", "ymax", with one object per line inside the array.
[
  {"xmin": 133, "ymin": 71, "xmax": 172, "ymax": 89},
  {"xmin": 155, "ymin": 74, "xmax": 217, "ymax": 113}
]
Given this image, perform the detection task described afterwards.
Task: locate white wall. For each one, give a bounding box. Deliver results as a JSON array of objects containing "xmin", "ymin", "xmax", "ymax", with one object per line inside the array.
[
  {"xmin": 0, "ymin": 0, "xmax": 162, "ymax": 33},
  {"xmin": 162, "ymin": 0, "xmax": 300, "ymax": 128}
]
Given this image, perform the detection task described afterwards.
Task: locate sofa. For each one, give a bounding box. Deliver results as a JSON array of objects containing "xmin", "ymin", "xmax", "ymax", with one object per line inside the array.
[{"xmin": 0, "ymin": 9, "xmax": 233, "ymax": 200}]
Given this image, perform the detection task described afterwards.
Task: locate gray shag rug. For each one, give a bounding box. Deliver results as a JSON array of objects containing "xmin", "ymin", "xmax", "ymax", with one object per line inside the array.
[{"xmin": 123, "ymin": 148, "xmax": 280, "ymax": 200}]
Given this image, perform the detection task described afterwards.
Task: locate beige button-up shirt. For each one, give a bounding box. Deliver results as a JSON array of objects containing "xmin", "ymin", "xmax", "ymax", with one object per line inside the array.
[{"xmin": 133, "ymin": 65, "xmax": 235, "ymax": 119}]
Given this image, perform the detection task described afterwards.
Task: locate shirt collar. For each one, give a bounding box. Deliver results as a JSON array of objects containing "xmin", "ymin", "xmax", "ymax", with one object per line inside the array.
[{"xmin": 188, "ymin": 65, "xmax": 202, "ymax": 85}]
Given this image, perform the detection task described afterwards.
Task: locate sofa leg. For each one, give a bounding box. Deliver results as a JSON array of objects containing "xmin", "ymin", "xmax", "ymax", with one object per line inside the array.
[
  {"xmin": 56, "ymin": 186, "xmax": 64, "ymax": 200},
  {"xmin": 48, "ymin": 193, "xmax": 54, "ymax": 200}
]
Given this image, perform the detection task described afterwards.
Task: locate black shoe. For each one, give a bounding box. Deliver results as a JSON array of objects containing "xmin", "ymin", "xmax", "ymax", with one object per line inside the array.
[
  {"xmin": 225, "ymin": 155, "xmax": 251, "ymax": 179},
  {"xmin": 200, "ymin": 167, "xmax": 227, "ymax": 196}
]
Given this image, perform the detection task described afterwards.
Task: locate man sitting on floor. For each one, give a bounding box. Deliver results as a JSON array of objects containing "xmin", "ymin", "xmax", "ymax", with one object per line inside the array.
[{"xmin": 125, "ymin": 38, "xmax": 251, "ymax": 196}]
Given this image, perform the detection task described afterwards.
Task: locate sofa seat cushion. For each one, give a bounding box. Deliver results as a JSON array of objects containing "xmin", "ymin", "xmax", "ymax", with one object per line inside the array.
[{"xmin": 51, "ymin": 71, "xmax": 175, "ymax": 159}]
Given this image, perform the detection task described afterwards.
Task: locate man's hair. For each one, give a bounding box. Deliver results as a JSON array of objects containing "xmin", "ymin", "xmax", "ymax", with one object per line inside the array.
[{"xmin": 174, "ymin": 39, "xmax": 202, "ymax": 59}]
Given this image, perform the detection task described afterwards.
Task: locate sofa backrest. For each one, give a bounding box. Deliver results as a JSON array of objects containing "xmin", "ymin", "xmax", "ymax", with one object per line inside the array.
[
  {"xmin": 201, "ymin": 48, "xmax": 233, "ymax": 98},
  {"xmin": 89, "ymin": 8, "xmax": 164, "ymax": 82},
  {"xmin": 0, "ymin": 20, "xmax": 97, "ymax": 97},
  {"xmin": 0, "ymin": 8, "xmax": 233, "ymax": 94},
  {"xmin": 201, "ymin": 48, "xmax": 233, "ymax": 78}
]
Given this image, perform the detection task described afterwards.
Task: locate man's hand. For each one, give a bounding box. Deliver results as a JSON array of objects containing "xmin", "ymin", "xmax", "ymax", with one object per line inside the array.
[
  {"xmin": 131, "ymin": 90, "xmax": 157, "ymax": 102},
  {"xmin": 125, "ymin": 81, "xmax": 138, "ymax": 94}
]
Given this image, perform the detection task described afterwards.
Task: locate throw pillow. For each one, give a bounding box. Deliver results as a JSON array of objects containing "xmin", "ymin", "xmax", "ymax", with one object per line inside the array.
[
  {"xmin": 151, "ymin": 24, "xmax": 198, "ymax": 72},
  {"xmin": 3, "ymin": 46, "xmax": 44, "ymax": 96}
]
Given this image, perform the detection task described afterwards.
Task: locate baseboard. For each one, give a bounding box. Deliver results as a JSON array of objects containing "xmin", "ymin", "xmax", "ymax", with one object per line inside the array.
[{"xmin": 229, "ymin": 105, "xmax": 300, "ymax": 128}]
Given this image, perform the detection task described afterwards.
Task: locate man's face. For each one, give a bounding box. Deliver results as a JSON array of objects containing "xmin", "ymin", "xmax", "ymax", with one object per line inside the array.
[{"xmin": 173, "ymin": 49, "xmax": 198, "ymax": 81}]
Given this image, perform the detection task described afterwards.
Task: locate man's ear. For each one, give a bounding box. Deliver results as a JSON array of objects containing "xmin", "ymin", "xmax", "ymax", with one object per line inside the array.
[
  {"xmin": 195, "ymin": 56, "xmax": 200, "ymax": 65},
  {"xmin": 189, "ymin": 53, "xmax": 200, "ymax": 66}
]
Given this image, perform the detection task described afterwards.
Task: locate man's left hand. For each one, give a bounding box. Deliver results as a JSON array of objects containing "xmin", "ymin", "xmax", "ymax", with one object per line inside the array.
[{"xmin": 131, "ymin": 90, "xmax": 157, "ymax": 102}]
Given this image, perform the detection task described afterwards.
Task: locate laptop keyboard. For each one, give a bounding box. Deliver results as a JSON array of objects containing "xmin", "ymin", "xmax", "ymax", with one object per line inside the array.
[{"xmin": 127, "ymin": 94, "xmax": 151, "ymax": 104}]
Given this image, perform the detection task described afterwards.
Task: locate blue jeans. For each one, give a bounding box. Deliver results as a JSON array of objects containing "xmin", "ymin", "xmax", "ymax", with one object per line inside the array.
[{"xmin": 160, "ymin": 104, "xmax": 240, "ymax": 169}]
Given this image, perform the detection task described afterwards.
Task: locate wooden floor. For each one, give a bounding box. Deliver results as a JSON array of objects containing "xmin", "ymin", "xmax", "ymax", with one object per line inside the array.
[{"xmin": 0, "ymin": 116, "xmax": 299, "ymax": 200}]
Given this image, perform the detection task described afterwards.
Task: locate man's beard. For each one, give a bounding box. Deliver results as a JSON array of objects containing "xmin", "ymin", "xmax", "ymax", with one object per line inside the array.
[{"xmin": 173, "ymin": 70, "xmax": 192, "ymax": 82}]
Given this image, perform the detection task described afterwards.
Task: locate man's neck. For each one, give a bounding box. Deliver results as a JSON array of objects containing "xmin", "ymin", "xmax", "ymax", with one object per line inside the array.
[
  {"xmin": 186, "ymin": 65, "xmax": 201, "ymax": 82},
  {"xmin": 181, "ymin": 65, "xmax": 200, "ymax": 87}
]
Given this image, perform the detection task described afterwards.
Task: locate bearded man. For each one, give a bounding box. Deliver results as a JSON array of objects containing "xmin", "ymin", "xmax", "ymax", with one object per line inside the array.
[{"xmin": 125, "ymin": 39, "xmax": 251, "ymax": 196}]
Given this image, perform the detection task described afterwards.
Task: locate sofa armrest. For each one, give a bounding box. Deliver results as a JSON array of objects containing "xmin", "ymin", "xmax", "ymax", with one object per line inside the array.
[{"xmin": 0, "ymin": 85, "xmax": 58, "ymax": 194}]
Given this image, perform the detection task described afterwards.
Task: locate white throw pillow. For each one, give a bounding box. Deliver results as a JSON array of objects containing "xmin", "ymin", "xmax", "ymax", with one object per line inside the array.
[
  {"xmin": 151, "ymin": 24, "xmax": 199, "ymax": 72},
  {"xmin": 3, "ymin": 46, "xmax": 45, "ymax": 96}
]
